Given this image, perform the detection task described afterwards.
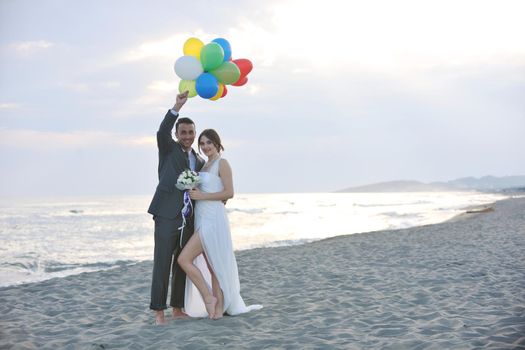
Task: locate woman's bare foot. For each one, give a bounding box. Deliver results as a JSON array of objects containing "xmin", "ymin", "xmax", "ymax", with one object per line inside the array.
[
  {"xmin": 204, "ymin": 296, "xmax": 217, "ymax": 319},
  {"xmin": 213, "ymin": 291, "xmax": 224, "ymax": 320},
  {"xmin": 213, "ymin": 305, "xmax": 223, "ymax": 320}
]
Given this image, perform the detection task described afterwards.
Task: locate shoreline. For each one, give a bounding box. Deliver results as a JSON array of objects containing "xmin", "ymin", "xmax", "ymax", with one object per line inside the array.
[
  {"xmin": 1, "ymin": 197, "xmax": 524, "ymax": 349},
  {"xmin": 445, "ymin": 193, "xmax": 523, "ymax": 223},
  {"xmin": 0, "ymin": 193, "xmax": 512, "ymax": 291},
  {"xmin": 445, "ymin": 202, "xmax": 498, "ymax": 223}
]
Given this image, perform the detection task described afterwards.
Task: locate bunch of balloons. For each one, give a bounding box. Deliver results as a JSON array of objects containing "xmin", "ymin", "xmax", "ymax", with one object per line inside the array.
[{"xmin": 174, "ymin": 37, "xmax": 253, "ymax": 101}]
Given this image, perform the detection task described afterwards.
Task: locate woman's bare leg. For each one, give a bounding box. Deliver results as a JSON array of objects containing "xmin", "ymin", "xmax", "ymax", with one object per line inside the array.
[
  {"xmin": 177, "ymin": 233, "xmax": 216, "ymax": 319},
  {"xmin": 203, "ymin": 254, "xmax": 224, "ymax": 319}
]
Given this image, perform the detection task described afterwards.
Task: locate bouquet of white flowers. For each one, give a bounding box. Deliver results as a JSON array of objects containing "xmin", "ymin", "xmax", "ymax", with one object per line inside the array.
[
  {"xmin": 176, "ymin": 170, "xmax": 200, "ymax": 190},
  {"xmin": 176, "ymin": 169, "xmax": 200, "ymax": 247}
]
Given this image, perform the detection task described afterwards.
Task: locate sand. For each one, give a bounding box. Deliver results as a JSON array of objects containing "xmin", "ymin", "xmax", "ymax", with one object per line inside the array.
[{"xmin": 1, "ymin": 197, "xmax": 524, "ymax": 349}]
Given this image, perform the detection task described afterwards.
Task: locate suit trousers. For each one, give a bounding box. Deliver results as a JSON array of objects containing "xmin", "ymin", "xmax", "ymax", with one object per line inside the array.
[{"xmin": 150, "ymin": 215, "xmax": 195, "ymax": 310}]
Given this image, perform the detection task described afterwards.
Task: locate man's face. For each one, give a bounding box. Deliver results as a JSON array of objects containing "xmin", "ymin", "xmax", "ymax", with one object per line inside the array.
[{"xmin": 175, "ymin": 123, "xmax": 196, "ymax": 150}]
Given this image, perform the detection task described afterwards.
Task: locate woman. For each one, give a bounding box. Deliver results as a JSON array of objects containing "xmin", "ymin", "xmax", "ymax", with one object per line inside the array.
[{"xmin": 177, "ymin": 129, "xmax": 262, "ymax": 319}]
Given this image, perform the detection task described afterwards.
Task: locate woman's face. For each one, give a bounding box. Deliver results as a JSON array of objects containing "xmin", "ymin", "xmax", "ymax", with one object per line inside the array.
[{"xmin": 199, "ymin": 135, "xmax": 219, "ymax": 158}]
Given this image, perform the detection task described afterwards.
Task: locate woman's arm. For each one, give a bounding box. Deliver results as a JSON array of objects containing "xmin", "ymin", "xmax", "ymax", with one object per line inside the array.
[{"xmin": 189, "ymin": 159, "xmax": 234, "ymax": 201}]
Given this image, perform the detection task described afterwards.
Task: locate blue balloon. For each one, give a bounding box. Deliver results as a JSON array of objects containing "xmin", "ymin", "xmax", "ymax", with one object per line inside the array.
[
  {"xmin": 195, "ymin": 73, "xmax": 219, "ymax": 99},
  {"xmin": 212, "ymin": 38, "xmax": 232, "ymax": 62}
]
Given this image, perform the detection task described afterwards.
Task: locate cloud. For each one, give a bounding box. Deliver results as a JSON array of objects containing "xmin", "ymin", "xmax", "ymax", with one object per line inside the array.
[
  {"xmin": 247, "ymin": 84, "xmax": 261, "ymax": 95},
  {"xmin": 10, "ymin": 40, "xmax": 54, "ymax": 52},
  {"xmin": 124, "ymin": 80, "xmax": 179, "ymax": 113},
  {"xmin": 53, "ymin": 80, "xmax": 122, "ymax": 93},
  {"xmin": 147, "ymin": 80, "xmax": 177, "ymax": 92},
  {"xmin": 226, "ymin": 0, "xmax": 525, "ymax": 74},
  {"xmin": 101, "ymin": 81, "xmax": 121, "ymax": 89},
  {"xmin": 0, "ymin": 103, "xmax": 19, "ymax": 110},
  {"xmin": 56, "ymin": 82, "xmax": 90, "ymax": 93},
  {"xmin": 118, "ymin": 24, "xmax": 275, "ymax": 67},
  {"xmin": 227, "ymin": 18, "xmax": 277, "ymax": 67},
  {"xmin": 0, "ymin": 129, "xmax": 155, "ymax": 150},
  {"xmin": 120, "ymin": 33, "xmax": 201, "ymax": 62},
  {"xmin": 128, "ymin": 136, "xmax": 156, "ymax": 146},
  {"xmin": 122, "ymin": 37, "xmax": 178, "ymax": 62}
]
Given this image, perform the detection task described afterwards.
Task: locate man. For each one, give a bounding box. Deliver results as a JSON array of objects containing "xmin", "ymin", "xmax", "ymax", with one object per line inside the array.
[{"xmin": 148, "ymin": 91, "xmax": 205, "ymax": 325}]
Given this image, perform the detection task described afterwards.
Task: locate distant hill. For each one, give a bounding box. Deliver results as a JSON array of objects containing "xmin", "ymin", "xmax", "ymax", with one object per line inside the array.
[
  {"xmin": 337, "ymin": 176, "xmax": 525, "ymax": 193},
  {"xmin": 336, "ymin": 180, "xmax": 456, "ymax": 193},
  {"xmin": 446, "ymin": 175, "xmax": 525, "ymax": 191}
]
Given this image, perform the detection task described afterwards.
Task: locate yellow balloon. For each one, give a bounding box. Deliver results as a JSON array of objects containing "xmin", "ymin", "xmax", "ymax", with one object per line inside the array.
[
  {"xmin": 183, "ymin": 37, "xmax": 204, "ymax": 59},
  {"xmin": 210, "ymin": 83, "xmax": 224, "ymax": 101}
]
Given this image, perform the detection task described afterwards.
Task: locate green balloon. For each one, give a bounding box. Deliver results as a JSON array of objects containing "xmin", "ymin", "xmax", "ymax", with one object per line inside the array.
[
  {"xmin": 200, "ymin": 43, "xmax": 224, "ymax": 71},
  {"xmin": 179, "ymin": 80, "xmax": 197, "ymax": 98},
  {"xmin": 210, "ymin": 61, "xmax": 241, "ymax": 85}
]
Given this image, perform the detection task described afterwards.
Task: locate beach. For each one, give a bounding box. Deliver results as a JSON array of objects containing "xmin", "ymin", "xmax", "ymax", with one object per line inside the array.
[{"xmin": 1, "ymin": 197, "xmax": 524, "ymax": 349}]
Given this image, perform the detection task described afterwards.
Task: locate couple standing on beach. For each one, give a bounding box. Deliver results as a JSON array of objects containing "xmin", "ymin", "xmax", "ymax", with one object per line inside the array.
[{"xmin": 147, "ymin": 91, "xmax": 262, "ymax": 325}]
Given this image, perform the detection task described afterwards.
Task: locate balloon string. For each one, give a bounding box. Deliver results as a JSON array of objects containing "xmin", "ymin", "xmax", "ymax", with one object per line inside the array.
[{"xmin": 178, "ymin": 191, "xmax": 193, "ymax": 247}]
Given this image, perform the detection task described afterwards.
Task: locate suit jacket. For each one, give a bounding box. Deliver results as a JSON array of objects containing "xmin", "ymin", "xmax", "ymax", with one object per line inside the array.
[{"xmin": 148, "ymin": 110, "xmax": 205, "ymax": 219}]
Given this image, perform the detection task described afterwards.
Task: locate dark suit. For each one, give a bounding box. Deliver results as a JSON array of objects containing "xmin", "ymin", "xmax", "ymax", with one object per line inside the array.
[{"xmin": 148, "ymin": 110, "xmax": 204, "ymax": 310}]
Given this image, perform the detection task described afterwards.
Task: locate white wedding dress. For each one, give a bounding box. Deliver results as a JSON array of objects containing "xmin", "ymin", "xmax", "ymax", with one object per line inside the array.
[{"xmin": 184, "ymin": 157, "xmax": 262, "ymax": 317}]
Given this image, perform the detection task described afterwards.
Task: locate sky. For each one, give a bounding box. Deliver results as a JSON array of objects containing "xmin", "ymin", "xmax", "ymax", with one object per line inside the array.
[{"xmin": 1, "ymin": 0, "xmax": 524, "ymax": 196}]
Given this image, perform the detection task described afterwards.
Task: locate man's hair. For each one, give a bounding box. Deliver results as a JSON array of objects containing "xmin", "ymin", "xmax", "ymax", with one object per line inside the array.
[{"xmin": 175, "ymin": 117, "xmax": 195, "ymax": 132}]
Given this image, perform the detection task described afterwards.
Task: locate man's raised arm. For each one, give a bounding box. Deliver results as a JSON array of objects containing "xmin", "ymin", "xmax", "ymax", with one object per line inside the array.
[{"xmin": 157, "ymin": 91, "xmax": 189, "ymax": 153}]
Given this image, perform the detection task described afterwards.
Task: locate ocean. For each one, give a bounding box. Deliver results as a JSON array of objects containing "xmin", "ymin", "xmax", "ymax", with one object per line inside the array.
[{"xmin": 0, "ymin": 191, "xmax": 507, "ymax": 287}]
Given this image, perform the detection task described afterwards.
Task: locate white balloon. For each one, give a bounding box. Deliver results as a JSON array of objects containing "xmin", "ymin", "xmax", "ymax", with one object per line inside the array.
[{"xmin": 174, "ymin": 55, "xmax": 203, "ymax": 80}]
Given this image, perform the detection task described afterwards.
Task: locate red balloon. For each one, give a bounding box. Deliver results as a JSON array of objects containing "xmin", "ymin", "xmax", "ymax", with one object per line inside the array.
[
  {"xmin": 221, "ymin": 85, "xmax": 228, "ymax": 97},
  {"xmin": 232, "ymin": 76, "xmax": 248, "ymax": 86},
  {"xmin": 232, "ymin": 59, "xmax": 253, "ymax": 77}
]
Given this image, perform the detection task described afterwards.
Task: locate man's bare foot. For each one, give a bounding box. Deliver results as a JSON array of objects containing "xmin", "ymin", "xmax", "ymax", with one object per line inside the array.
[
  {"xmin": 155, "ymin": 311, "xmax": 168, "ymax": 326},
  {"xmin": 204, "ymin": 296, "xmax": 217, "ymax": 319},
  {"xmin": 172, "ymin": 308, "xmax": 189, "ymax": 319}
]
